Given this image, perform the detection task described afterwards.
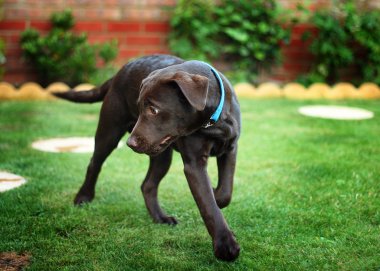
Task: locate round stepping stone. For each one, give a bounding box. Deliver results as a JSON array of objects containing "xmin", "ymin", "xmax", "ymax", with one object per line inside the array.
[
  {"xmin": 32, "ymin": 137, "xmax": 95, "ymax": 153},
  {"xmin": 298, "ymin": 105, "xmax": 374, "ymax": 120},
  {"xmin": 32, "ymin": 137, "xmax": 124, "ymax": 153},
  {"xmin": 0, "ymin": 171, "xmax": 27, "ymax": 192}
]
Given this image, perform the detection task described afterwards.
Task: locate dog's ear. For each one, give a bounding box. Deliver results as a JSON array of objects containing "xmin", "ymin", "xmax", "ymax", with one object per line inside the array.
[{"xmin": 171, "ymin": 71, "xmax": 209, "ymax": 111}]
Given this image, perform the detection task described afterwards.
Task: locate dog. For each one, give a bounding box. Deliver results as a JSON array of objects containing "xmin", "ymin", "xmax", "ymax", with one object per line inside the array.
[{"xmin": 53, "ymin": 54, "xmax": 241, "ymax": 261}]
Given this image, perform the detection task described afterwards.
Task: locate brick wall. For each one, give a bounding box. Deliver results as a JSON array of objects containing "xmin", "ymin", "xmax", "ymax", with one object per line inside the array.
[
  {"xmin": 1, "ymin": 0, "xmax": 379, "ymax": 84},
  {"xmin": 1, "ymin": 0, "xmax": 175, "ymax": 83}
]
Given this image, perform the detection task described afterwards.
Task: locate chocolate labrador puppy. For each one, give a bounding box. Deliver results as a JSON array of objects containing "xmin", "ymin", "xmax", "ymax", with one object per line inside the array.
[{"xmin": 54, "ymin": 54, "xmax": 241, "ymax": 261}]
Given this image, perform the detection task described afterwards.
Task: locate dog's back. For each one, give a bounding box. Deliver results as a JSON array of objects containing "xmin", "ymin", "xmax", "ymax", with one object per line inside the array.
[{"xmin": 53, "ymin": 54, "xmax": 184, "ymax": 105}]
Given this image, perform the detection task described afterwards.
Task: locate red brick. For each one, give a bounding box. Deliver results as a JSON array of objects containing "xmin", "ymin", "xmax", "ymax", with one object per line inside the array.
[
  {"xmin": 287, "ymin": 38, "xmax": 310, "ymax": 47},
  {"xmin": 0, "ymin": 21, "xmax": 26, "ymax": 30},
  {"xmin": 28, "ymin": 8, "xmax": 52, "ymax": 20},
  {"xmin": 30, "ymin": 21, "xmax": 51, "ymax": 31},
  {"xmin": 3, "ymin": 8, "xmax": 28, "ymax": 20},
  {"xmin": 83, "ymin": 9, "xmax": 104, "ymax": 20},
  {"xmin": 282, "ymin": 62, "xmax": 311, "ymax": 72},
  {"xmin": 24, "ymin": 0, "xmax": 48, "ymax": 4},
  {"xmin": 3, "ymin": 34, "xmax": 20, "ymax": 44},
  {"xmin": 282, "ymin": 48, "xmax": 313, "ymax": 60},
  {"xmin": 3, "ymin": 73, "xmax": 27, "ymax": 84},
  {"xmin": 291, "ymin": 24, "xmax": 315, "ymax": 34},
  {"xmin": 74, "ymin": 22, "xmax": 104, "ymax": 32},
  {"xmin": 5, "ymin": 57, "xmax": 26, "ymax": 70},
  {"xmin": 118, "ymin": 49, "xmax": 142, "ymax": 59},
  {"xmin": 290, "ymin": 24, "xmax": 318, "ymax": 40},
  {"xmin": 146, "ymin": 0, "xmax": 176, "ymax": 5},
  {"xmin": 87, "ymin": 34, "xmax": 121, "ymax": 44},
  {"xmin": 143, "ymin": 48, "xmax": 170, "ymax": 55},
  {"xmin": 3, "ymin": 0, "xmax": 22, "ymax": 3},
  {"xmin": 107, "ymin": 22, "xmax": 141, "ymax": 32},
  {"xmin": 5, "ymin": 47, "xmax": 23, "ymax": 58},
  {"xmin": 144, "ymin": 22, "xmax": 170, "ymax": 33},
  {"xmin": 310, "ymin": 2, "xmax": 330, "ymax": 11},
  {"xmin": 126, "ymin": 36, "xmax": 161, "ymax": 46},
  {"xmin": 103, "ymin": 0, "xmax": 120, "ymax": 5},
  {"xmin": 84, "ymin": 8, "xmax": 122, "ymax": 20},
  {"xmin": 124, "ymin": 8, "xmax": 164, "ymax": 20},
  {"xmin": 102, "ymin": 8, "xmax": 122, "ymax": 20}
]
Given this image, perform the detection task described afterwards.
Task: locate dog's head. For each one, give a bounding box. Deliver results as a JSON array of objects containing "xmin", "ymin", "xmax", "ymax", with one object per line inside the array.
[{"xmin": 127, "ymin": 69, "xmax": 209, "ymax": 155}]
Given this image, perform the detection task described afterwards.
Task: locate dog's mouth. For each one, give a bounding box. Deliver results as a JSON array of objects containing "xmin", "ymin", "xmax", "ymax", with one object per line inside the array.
[
  {"xmin": 159, "ymin": 135, "xmax": 174, "ymax": 147},
  {"xmin": 148, "ymin": 135, "xmax": 177, "ymax": 156},
  {"xmin": 128, "ymin": 134, "xmax": 177, "ymax": 156}
]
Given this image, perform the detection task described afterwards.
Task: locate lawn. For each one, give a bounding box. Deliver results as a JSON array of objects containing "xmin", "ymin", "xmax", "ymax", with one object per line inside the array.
[{"xmin": 0, "ymin": 99, "xmax": 379, "ymax": 270}]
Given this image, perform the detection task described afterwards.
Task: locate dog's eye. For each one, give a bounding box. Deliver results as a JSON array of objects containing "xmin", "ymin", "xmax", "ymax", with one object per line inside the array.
[{"xmin": 149, "ymin": 106, "xmax": 159, "ymax": 115}]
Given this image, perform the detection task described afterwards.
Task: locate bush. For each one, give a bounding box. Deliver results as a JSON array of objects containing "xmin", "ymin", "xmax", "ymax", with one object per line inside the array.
[
  {"xmin": 20, "ymin": 9, "xmax": 118, "ymax": 86},
  {"xmin": 346, "ymin": 5, "xmax": 380, "ymax": 85},
  {"xmin": 168, "ymin": 0, "xmax": 289, "ymax": 83},
  {"xmin": 215, "ymin": 0, "xmax": 289, "ymax": 81},
  {"xmin": 298, "ymin": 2, "xmax": 380, "ymax": 86},
  {"xmin": 168, "ymin": 0, "xmax": 218, "ymax": 61}
]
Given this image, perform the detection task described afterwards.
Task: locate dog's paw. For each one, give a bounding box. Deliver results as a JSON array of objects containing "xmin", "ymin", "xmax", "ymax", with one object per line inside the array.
[
  {"xmin": 213, "ymin": 232, "xmax": 240, "ymax": 261},
  {"xmin": 73, "ymin": 193, "xmax": 94, "ymax": 206},
  {"xmin": 154, "ymin": 215, "xmax": 178, "ymax": 226},
  {"xmin": 213, "ymin": 189, "xmax": 231, "ymax": 209}
]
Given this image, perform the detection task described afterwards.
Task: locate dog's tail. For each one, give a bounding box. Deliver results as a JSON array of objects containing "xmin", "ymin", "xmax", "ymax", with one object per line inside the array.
[{"xmin": 52, "ymin": 77, "xmax": 113, "ymax": 103}]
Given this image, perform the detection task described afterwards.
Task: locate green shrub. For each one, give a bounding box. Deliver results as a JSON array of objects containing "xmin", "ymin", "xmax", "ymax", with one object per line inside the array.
[
  {"xmin": 20, "ymin": 9, "xmax": 118, "ymax": 86},
  {"xmin": 50, "ymin": 9, "xmax": 74, "ymax": 30},
  {"xmin": 215, "ymin": 0, "xmax": 289, "ymax": 81},
  {"xmin": 168, "ymin": 0, "xmax": 218, "ymax": 61},
  {"xmin": 297, "ymin": 10, "xmax": 353, "ymax": 86},
  {"xmin": 168, "ymin": 0, "xmax": 289, "ymax": 83},
  {"xmin": 346, "ymin": 5, "xmax": 380, "ymax": 85},
  {"xmin": 298, "ymin": 1, "xmax": 380, "ymax": 86}
]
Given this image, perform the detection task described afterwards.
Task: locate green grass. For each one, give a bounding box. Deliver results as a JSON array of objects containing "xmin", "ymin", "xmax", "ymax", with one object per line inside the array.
[{"xmin": 0, "ymin": 99, "xmax": 379, "ymax": 270}]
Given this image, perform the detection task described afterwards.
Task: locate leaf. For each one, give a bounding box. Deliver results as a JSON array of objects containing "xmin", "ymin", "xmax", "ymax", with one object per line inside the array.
[
  {"xmin": 258, "ymin": 22, "xmax": 270, "ymax": 34},
  {"xmin": 224, "ymin": 28, "xmax": 249, "ymax": 43},
  {"xmin": 254, "ymin": 51, "xmax": 265, "ymax": 61}
]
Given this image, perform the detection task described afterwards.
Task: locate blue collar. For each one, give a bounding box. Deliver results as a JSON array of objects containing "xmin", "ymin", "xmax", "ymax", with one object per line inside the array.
[{"xmin": 202, "ymin": 63, "xmax": 225, "ymax": 128}]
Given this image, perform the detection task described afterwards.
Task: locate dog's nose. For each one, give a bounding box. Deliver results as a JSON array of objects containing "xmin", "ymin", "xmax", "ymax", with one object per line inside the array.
[{"xmin": 127, "ymin": 136, "xmax": 139, "ymax": 150}]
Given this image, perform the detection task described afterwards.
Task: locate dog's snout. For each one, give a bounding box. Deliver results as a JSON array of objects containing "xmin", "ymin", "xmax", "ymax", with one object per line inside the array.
[
  {"xmin": 127, "ymin": 134, "xmax": 151, "ymax": 154},
  {"xmin": 127, "ymin": 136, "xmax": 139, "ymax": 150}
]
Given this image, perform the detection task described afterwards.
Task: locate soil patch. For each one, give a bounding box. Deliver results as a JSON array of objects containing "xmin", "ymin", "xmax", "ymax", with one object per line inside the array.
[{"xmin": 0, "ymin": 252, "xmax": 31, "ymax": 271}]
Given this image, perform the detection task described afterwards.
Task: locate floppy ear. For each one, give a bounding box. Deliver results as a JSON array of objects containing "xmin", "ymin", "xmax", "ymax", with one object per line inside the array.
[{"xmin": 171, "ymin": 71, "xmax": 209, "ymax": 111}]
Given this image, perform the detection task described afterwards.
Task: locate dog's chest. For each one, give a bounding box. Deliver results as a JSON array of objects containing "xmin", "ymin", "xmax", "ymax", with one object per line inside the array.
[{"xmin": 210, "ymin": 138, "xmax": 235, "ymax": 157}]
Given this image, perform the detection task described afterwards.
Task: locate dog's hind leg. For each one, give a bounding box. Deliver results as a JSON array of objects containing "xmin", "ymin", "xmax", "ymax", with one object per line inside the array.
[
  {"xmin": 141, "ymin": 147, "xmax": 177, "ymax": 225},
  {"xmin": 74, "ymin": 92, "xmax": 129, "ymax": 205},
  {"xmin": 214, "ymin": 146, "xmax": 237, "ymax": 209}
]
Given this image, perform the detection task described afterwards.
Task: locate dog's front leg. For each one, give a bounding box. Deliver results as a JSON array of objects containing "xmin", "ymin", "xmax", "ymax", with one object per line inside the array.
[
  {"xmin": 178, "ymin": 137, "xmax": 240, "ymax": 261},
  {"xmin": 141, "ymin": 147, "xmax": 177, "ymax": 225},
  {"xmin": 214, "ymin": 146, "xmax": 238, "ymax": 209}
]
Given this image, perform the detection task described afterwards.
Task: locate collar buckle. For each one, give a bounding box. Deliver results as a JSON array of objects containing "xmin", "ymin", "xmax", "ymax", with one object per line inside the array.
[{"xmin": 202, "ymin": 120, "xmax": 215, "ymax": 129}]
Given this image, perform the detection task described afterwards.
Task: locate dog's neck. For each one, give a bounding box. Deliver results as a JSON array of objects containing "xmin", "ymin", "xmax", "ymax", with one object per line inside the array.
[{"xmin": 201, "ymin": 63, "xmax": 225, "ymax": 129}]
